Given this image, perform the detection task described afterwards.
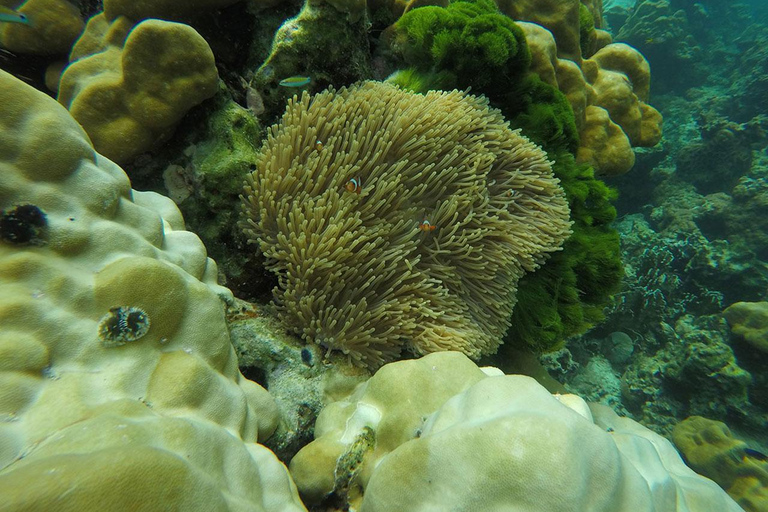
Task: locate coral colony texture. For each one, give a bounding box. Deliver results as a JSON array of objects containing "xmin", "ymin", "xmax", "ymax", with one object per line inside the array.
[{"xmin": 1, "ymin": 0, "xmax": 767, "ymax": 510}]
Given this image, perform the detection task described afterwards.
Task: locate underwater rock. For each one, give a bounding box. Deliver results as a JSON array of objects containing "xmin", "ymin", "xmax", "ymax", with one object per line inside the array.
[
  {"xmin": 605, "ymin": 331, "xmax": 635, "ymax": 365},
  {"xmin": 250, "ymin": 0, "xmax": 373, "ymax": 121}
]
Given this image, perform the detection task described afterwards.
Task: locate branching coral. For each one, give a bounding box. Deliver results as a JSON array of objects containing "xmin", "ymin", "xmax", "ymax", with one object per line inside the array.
[{"xmin": 241, "ymin": 81, "xmax": 571, "ymax": 368}]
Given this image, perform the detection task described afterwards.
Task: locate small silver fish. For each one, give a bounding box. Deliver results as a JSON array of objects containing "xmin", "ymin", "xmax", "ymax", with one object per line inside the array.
[
  {"xmin": 0, "ymin": 6, "xmax": 31, "ymax": 25},
  {"xmin": 279, "ymin": 76, "xmax": 311, "ymax": 88}
]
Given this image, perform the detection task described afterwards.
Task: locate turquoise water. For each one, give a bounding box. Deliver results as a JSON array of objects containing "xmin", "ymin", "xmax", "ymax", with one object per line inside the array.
[{"xmin": 0, "ymin": 0, "xmax": 766, "ymax": 510}]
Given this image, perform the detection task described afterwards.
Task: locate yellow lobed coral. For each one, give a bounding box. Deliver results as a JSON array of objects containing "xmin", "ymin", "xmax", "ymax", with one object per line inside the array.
[
  {"xmin": 724, "ymin": 301, "xmax": 768, "ymax": 354},
  {"xmin": 57, "ymin": 14, "xmax": 218, "ymax": 164},
  {"xmin": 497, "ymin": 0, "xmax": 583, "ymax": 62},
  {"xmin": 0, "ymin": 0, "xmax": 84, "ymax": 55},
  {"xmin": 673, "ymin": 416, "xmax": 768, "ymax": 512},
  {"xmin": 242, "ymin": 81, "xmax": 572, "ymax": 369},
  {"xmin": 0, "ymin": 70, "xmax": 305, "ymax": 511},
  {"xmin": 518, "ymin": 21, "xmax": 662, "ymax": 176}
]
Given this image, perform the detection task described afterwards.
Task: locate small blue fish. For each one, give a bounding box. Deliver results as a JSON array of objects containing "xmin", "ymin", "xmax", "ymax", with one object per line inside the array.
[
  {"xmin": 0, "ymin": 6, "xmax": 31, "ymax": 25},
  {"xmin": 744, "ymin": 448, "xmax": 768, "ymax": 462},
  {"xmin": 279, "ymin": 76, "xmax": 311, "ymax": 88}
]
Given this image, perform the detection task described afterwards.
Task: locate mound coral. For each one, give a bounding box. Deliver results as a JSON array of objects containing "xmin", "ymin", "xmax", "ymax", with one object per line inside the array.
[
  {"xmin": 290, "ymin": 351, "xmax": 743, "ymax": 510},
  {"xmin": 724, "ymin": 301, "xmax": 768, "ymax": 354},
  {"xmin": 673, "ymin": 416, "xmax": 768, "ymax": 512},
  {"xmin": 241, "ymin": 81, "xmax": 572, "ymax": 369},
  {"xmin": 0, "ymin": 69, "xmax": 305, "ymax": 511},
  {"xmin": 0, "ymin": 0, "xmax": 84, "ymax": 55},
  {"xmin": 57, "ymin": 14, "xmax": 219, "ymax": 163}
]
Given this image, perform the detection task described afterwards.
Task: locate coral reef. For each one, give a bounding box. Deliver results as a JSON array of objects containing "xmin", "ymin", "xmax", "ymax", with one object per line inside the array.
[
  {"xmin": 290, "ymin": 351, "xmax": 743, "ymax": 510},
  {"xmin": 725, "ymin": 302, "xmax": 768, "ymax": 355},
  {"xmin": 615, "ymin": 0, "xmax": 703, "ymax": 91},
  {"xmin": 673, "ymin": 416, "xmax": 768, "ymax": 512},
  {"xmin": 249, "ymin": 0, "xmax": 372, "ymax": 120},
  {"xmin": 387, "ymin": 0, "xmax": 662, "ymax": 176},
  {"xmin": 674, "ymin": 114, "xmax": 766, "ymax": 196},
  {"xmin": 385, "ymin": 0, "xmax": 628, "ymax": 354},
  {"xmin": 547, "ymin": 207, "xmax": 768, "ymax": 440},
  {"xmin": 0, "ymin": 70, "xmax": 305, "ymax": 511},
  {"xmin": 57, "ymin": 14, "xmax": 219, "ymax": 163},
  {"xmin": 0, "ymin": 0, "xmax": 84, "ymax": 55},
  {"xmin": 242, "ymin": 81, "xmax": 571, "ymax": 368}
]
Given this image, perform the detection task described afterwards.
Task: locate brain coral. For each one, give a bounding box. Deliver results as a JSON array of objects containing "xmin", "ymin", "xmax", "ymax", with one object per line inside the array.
[{"xmin": 242, "ymin": 81, "xmax": 572, "ymax": 369}]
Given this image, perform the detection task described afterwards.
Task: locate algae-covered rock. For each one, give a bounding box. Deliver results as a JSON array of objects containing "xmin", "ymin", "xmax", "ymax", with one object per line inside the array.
[{"xmin": 250, "ymin": 0, "xmax": 372, "ymax": 121}]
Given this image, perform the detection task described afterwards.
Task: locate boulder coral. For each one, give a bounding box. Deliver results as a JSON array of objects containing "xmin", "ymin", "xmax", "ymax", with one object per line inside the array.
[
  {"xmin": 241, "ymin": 81, "xmax": 572, "ymax": 369},
  {"xmin": 0, "ymin": 69, "xmax": 306, "ymax": 512},
  {"xmin": 0, "ymin": 0, "xmax": 84, "ymax": 55},
  {"xmin": 673, "ymin": 416, "xmax": 768, "ymax": 512},
  {"xmin": 57, "ymin": 14, "xmax": 219, "ymax": 163},
  {"xmin": 724, "ymin": 301, "xmax": 768, "ymax": 354},
  {"xmin": 290, "ymin": 351, "xmax": 743, "ymax": 511}
]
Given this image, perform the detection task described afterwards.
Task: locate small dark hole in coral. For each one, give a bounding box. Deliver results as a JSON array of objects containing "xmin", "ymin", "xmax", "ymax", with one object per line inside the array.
[{"xmin": 241, "ymin": 365, "xmax": 268, "ymax": 388}]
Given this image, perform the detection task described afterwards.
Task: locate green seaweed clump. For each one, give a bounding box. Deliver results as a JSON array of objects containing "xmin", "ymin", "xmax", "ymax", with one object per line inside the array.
[
  {"xmin": 509, "ymin": 151, "xmax": 622, "ymax": 353},
  {"xmin": 579, "ymin": 3, "xmax": 596, "ymax": 58},
  {"xmin": 390, "ymin": 0, "xmax": 530, "ymax": 96},
  {"xmin": 387, "ymin": 0, "xmax": 623, "ymax": 355}
]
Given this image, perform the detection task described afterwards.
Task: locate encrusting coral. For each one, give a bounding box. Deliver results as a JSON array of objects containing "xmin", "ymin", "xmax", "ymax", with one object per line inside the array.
[{"xmin": 241, "ymin": 81, "xmax": 572, "ymax": 369}]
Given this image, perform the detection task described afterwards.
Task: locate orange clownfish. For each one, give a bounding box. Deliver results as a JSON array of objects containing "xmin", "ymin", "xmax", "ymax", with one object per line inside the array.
[
  {"xmin": 418, "ymin": 219, "xmax": 436, "ymax": 232},
  {"xmin": 345, "ymin": 177, "xmax": 362, "ymax": 194}
]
